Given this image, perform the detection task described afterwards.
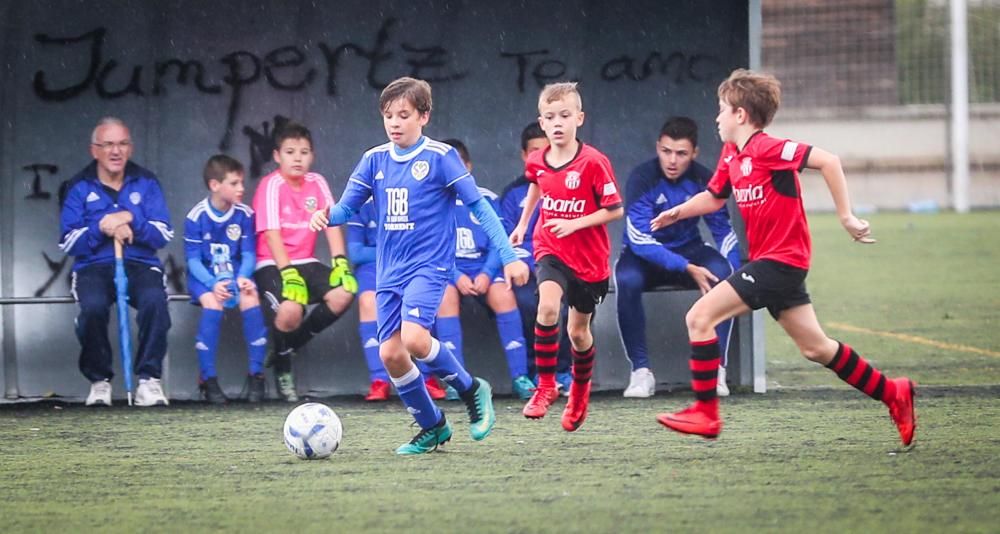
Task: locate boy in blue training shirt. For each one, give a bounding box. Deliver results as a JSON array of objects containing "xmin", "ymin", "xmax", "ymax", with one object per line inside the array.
[
  {"xmin": 435, "ymin": 139, "xmax": 533, "ymax": 400},
  {"xmin": 184, "ymin": 155, "xmax": 269, "ymax": 403},
  {"xmin": 311, "ymin": 77, "xmax": 529, "ymax": 455}
]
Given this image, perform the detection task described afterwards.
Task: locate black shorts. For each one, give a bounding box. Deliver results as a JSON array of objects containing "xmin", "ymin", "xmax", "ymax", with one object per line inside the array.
[
  {"xmin": 726, "ymin": 259, "xmax": 811, "ymax": 320},
  {"xmin": 254, "ymin": 261, "xmax": 334, "ymax": 313},
  {"xmin": 535, "ymin": 255, "xmax": 608, "ymax": 315}
]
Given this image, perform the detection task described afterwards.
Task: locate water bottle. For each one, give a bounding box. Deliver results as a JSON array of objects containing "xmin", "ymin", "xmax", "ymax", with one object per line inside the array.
[{"xmin": 210, "ymin": 245, "xmax": 239, "ymax": 309}]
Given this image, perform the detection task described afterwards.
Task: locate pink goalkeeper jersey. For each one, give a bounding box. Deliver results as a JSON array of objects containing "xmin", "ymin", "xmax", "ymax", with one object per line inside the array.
[{"xmin": 253, "ymin": 170, "xmax": 335, "ymax": 268}]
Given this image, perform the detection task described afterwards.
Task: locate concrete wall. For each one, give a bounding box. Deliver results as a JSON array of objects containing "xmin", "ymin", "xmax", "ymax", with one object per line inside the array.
[
  {"xmin": 0, "ymin": 0, "xmax": 754, "ymax": 399},
  {"xmin": 769, "ymin": 105, "xmax": 1000, "ymax": 211}
]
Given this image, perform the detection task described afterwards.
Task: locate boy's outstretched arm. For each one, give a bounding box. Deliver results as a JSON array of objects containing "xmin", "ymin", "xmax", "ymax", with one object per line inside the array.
[
  {"xmin": 309, "ymin": 179, "xmax": 370, "ymax": 231},
  {"xmin": 650, "ymin": 191, "xmax": 726, "ymax": 231},
  {"xmin": 807, "ymin": 147, "xmax": 875, "ymax": 243}
]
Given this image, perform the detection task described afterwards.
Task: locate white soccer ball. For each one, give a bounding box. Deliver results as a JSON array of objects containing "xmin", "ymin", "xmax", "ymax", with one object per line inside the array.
[{"xmin": 282, "ymin": 402, "xmax": 343, "ymax": 459}]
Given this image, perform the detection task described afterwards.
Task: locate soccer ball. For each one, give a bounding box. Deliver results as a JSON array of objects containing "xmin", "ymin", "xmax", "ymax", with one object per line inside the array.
[{"xmin": 282, "ymin": 402, "xmax": 343, "ymax": 459}]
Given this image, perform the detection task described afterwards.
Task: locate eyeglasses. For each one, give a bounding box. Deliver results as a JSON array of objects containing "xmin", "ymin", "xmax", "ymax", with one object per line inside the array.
[{"xmin": 92, "ymin": 140, "xmax": 132, "ymax": 151}]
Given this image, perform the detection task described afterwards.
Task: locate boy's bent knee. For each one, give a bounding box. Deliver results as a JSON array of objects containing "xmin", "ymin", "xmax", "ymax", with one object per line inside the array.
[{"xmin": 324, "ymin": 288, "xmax": 354, "ymax": 313}]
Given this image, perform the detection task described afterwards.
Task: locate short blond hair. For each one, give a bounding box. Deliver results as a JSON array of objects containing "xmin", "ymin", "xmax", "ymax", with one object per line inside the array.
[
  {"xmin": 717, "ymin": 69, "xmax": 781, "ymax": 128},
  {"xmin": 538, "ymin": 82, "xmax": 582, "ymax": 111}
]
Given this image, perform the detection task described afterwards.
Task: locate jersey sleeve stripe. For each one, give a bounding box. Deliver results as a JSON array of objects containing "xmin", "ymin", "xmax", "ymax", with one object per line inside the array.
[
  {"xmin": 626, "ymin": 217, "xmax": 660, "ymax": 245},
  {"xmin": 265, "ymin": 176, "xmax": 282, "ymax": 230},
  {"xmin": 149, "ymin": 220, "xmax": 174, "ymax": 241},
  {"xmin": 720, "ymin": 231, "xmax": 739, "ymax": 256},
  {"xmin": 186, "ymin": 199, "xmax": 207, "ymax": 221},
  {"xmin": 446, "ymin": 172, "xmax": 472, "ymax": 187},
  {"xmin": 58, "ymin": 227, "xmax": 87, "ymax": 252},
  {"xmin": 349, "ymin": 177, "xmax": 372, "ymax": 189},
  {"xmin": 798, "ymin": 145, "xmax": 813, "ymax": 172}
]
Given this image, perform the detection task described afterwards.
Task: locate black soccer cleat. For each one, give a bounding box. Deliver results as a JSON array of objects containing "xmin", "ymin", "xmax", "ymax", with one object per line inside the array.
[{"xmin": 200, "ymin": 377, "xmax": 228, "ymax": 405}]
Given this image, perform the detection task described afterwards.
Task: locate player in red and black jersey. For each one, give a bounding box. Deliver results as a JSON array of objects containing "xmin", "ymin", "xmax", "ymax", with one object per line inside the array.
[
  {"xmin": 510, "ymin": 82, "xmax": 623, "ymax": 431},
  {"xmin": 650, "ymin": 69, "xmax": 916, "ymax": 447}
]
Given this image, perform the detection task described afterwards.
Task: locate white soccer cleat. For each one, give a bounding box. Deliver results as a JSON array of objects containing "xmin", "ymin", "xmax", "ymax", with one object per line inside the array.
[
  {"xmin": 85, "ymin": 380, "xmax": 112, "ymax": 406},
  {"xmin": 623, "ymin": 367, "xmax": 655, "ymax": 398},
  {"xmin": 717, "ymin": 366, "xmax": 730, "ymax": 397},
  {"xmin": 135, "ymin": 378, "xmax": 169, "ymax": 407}
]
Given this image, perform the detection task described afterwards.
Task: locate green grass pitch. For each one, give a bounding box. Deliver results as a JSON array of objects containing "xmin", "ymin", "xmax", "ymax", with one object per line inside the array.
[{"xmin": 2, "ymin": 212, "xmax": 998, "ymax": 532}]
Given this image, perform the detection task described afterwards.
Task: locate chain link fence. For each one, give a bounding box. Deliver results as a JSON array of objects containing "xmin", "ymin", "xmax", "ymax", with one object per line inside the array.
[{"xmin": 762, "ymin": 0, "xmax": 1000, "ymax": 110}]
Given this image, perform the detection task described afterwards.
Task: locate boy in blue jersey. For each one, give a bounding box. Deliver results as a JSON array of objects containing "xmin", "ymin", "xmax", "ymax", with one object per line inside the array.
[
  {"xmin": 436, "ymin": 139, "xmax": 533, "ymax": 400},
  {"xmin": 347, "ymin": 199, "xmax": 448, "ymax": 401},
  {"xmin": 616, "ymin": 117, "xmax": 742, "ymax": 398},
  {"xmin": 499, "ymin": 123, "xmax": 574, "ymax": 395},
  {"xmin": 184, "ymin": 155, "xmax": 269, "ymax": 403},
  {"xmin": 311, "ymin": 77, "xmax": 529, "ymax": 455},
  {"xmin": 59, "ymin": 117, "xmax": 173, "ymax": 407}
]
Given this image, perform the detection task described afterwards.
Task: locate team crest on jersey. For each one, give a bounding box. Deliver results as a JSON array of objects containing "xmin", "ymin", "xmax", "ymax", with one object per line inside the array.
[
  {"xmin": 226, "ymin": 223, "xmax": 241, "ymax": 241},
  {"xmin": 740, "ymin": 157, "xmax": 753, "ymax": 177},
  {"xmin": 411, "ymin": 160, "xmax": 430, "ymax": 181},
  {"xmin": 129, "ymin": 192, "xmax": 142, "ymax": 205},
  {"xmin": 565, "ymin": 171, "xmax": 581, "ymax": 190},
  {"xmin": 304, "ymin": 196, "xmax": 317, "ymax": 212}
]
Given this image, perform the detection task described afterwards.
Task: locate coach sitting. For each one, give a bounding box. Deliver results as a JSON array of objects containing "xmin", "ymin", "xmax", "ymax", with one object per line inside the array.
[
  {"xmin": 615, "ymin": 117, "xmax": 742, "ymax": 399},
  {"xmin": 59, "ymin": 117, "xmax": 173, "ymax": 407}
]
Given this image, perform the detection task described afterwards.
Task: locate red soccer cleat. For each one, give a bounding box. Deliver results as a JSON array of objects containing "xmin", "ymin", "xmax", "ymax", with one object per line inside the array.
[
  {"xmin": 364, "ymin": 379, "xmax": 391, "ymax": 402},
  {"xmin": 425, "ymin": 377, "xmax": 447, "ymax": 400},
  {"xmin": 656, "ymin": 401, "xmax": 722, "ymax": 439},
  {"xmin": 886, "ymin": 378, "xmax": 917, "ymax": 446},
  {"xmin": 561, "ymin": 380, "xmax": 591, "ymax": 432},
  {"xmin": 523, "ymin": 386, "xmax": 560, "ymax": 419}
]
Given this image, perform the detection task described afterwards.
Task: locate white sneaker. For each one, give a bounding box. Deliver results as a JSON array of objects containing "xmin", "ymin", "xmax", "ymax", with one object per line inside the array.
[
  {"xmin": 85, "ymin": 380, "xmax": 112, "ymax": 406},
  {"xmin": 623, "ymin": 367, "xmax": 655, "ymax": 398},
  {"xmin": 717, "ymin": 366, "xmax": 730, "ymax": 397},
  {"xmin": 135, "ymin": 378, "xmax": 169, "ymax": 406}
]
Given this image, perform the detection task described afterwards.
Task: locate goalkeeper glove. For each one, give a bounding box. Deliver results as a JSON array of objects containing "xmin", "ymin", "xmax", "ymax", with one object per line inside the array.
[
  {"xmin": 329, "ymin": 255, "xmax": 358, "ymax": 294},
  {"xmin": 280, "ymin": 266, "xmax": 309, "ymax": 306}
]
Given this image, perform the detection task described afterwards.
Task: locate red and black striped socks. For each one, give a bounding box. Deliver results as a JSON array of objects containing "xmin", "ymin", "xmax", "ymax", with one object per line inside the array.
[
  {"xmin": 534, "ymin": 321, "xmax": 559, "ymax": 389},
  {"xmin": 691, "ymin": 338, "xmax": 721, "ymax": 403},
  {"xmin": 571, "ymin": 345, "xmax": 595, "ymax": 384},
  {"xmin": 825, "ymin": 342, "xmax": 896, "ymax": 403}
]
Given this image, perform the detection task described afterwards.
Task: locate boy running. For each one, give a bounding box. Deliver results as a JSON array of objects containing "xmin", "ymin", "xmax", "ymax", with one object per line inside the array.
[
  {"xmin": 311, "ymin": 77, "xmax": 529, "ymax": 455},
  {"xmin": 652, "ymin": 69, "xmax": 916, "ymax": 446},
  {"xmin": 510, "ymin": 82, "xmax": 624, "ymax": 431}
]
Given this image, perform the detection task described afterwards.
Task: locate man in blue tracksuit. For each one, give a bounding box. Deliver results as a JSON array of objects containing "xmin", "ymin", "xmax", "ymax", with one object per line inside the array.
[
  {"xmin": 615, "ymin": 117, "xmax": 741, "ymax": 398},
  {"xmin": 59, "ymin": 117, "xmax": 173, "ymax": 407}
]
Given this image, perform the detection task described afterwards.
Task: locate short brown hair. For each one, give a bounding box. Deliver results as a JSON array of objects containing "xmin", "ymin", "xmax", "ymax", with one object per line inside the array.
[
  {"xmin": 717, "ymin": 69, "xmax": 782, "ymax": 128},
  {"xmin": 538, "ymin": 82, "xmax": 582, "ymax": 111},
  {"xmin": 273, "ymin": 121, "xmax": 313, "ymax": 151},
  {"xmin": 203, "ymin": 154, "xmax": 244, "ymax": 188},
  {"xmin": 380, "ymin": 77, "xmax": 432, "ymax": 115}
]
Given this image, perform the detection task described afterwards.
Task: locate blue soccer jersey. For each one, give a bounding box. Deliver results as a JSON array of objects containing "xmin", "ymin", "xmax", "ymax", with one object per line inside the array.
[
  {"xmin": 347, "ymin": 137, "xmax": 483, "ymax": 288},
  {"xmin": 346, "ymin": 199, "xmax": 378, "ymax": 262},
  {"xmin": 184, "ymin": 198, "xmax": 255, "ymax": 280},
  {"xmin": 455, "ymin": 187, "xmax": 502, "ymax": 278}
]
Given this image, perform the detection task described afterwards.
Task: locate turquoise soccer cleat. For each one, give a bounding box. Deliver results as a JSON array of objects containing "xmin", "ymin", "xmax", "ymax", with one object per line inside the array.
[
  {"xmin": 395, "ymin": 417, "xmax": 453, "ymax": 455},
  {"xmin": 462, "ymin": 378, "xmax": 496, "ymax": 441}
]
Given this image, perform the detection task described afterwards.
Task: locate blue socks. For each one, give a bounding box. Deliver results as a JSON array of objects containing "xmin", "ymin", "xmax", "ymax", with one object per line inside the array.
[
  {"xmin": 196, "ymin": 309, "xmax": 223, "ymax": 381},
  {"xmin": 435, "ymin": 315, "xmax": 465, "ymax": 366},
  {"xmin": 392, "ymin": 365, "xmax": 442, "ymax": 429},
  {"xmin": 359, "ymin": 320, "xmax": 388, "ymax": 381},
  {"xmin": 415, "ymin": 337, "xmax": 473, "ymax": 392},
  {"xmin": 496, "ymin": 309, "xmax": 528, "ymax": 378},
  {"xmin": 242, "ymin": 306, "xmax": 268, "ymax": 376}
]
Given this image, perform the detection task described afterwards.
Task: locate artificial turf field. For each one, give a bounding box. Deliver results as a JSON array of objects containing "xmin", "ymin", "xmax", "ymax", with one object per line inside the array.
[{"xmin": 2, "ymin": 212, "xmax": 999, "ymax": 532}]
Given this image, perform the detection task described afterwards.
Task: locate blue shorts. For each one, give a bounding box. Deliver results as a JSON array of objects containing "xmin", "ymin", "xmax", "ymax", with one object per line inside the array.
[
  {"xmin": 356, "ymin": 263, "xmax": 376, "ymax": 294},
  {"xmin": 376, "ymin": 272, "xmax": 449, "ymax": 342}
]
